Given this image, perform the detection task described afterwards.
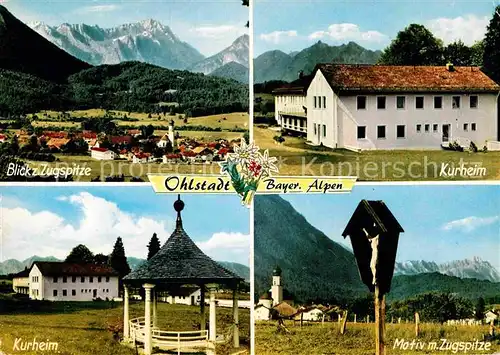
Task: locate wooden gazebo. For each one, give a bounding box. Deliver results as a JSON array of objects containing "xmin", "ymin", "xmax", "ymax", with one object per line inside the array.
[{"xmin": 123, "ymin": 195, "xmax": 243, "ymax": 354}]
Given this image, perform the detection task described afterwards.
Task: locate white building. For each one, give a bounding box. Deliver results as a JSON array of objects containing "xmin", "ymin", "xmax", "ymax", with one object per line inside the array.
[
  {"xmin": 164, "ymin": 287, "xmax": 201, "ymax": 306},
  {"xmin": 274, "ymin": 86, "xmax": 307, "ymax": 133},
  {"xmin": 91, "ymin": 147, "xmax": 115, "ymax": 160},
  {"xmin": 294, "ymin": 307, "xmax": 324, "ymax": 322},
  {"xmin": 274, "ymin": 64, "xmax": 500, "ymax": 150},
  {"xmin": 28, "ymin": 262, "xmax": 119, "ymax": 301},
  {"xmin": 254, "ymin": 266, "xmax": 287, "ymax": 321},
  {"xmin": 12, "ymin": 268, "xmax": 30, "ymax": 295},
  {"xmin": 157, "ymin": 123, "xmax": 175, "ymax": 148}
]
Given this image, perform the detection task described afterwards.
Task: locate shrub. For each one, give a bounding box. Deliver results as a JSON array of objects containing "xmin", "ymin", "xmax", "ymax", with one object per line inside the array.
[
  {"xmin": 273, "ymin": 135, "xmax": 285, "ymax": 143},
  {"xmin": 469, "ymin": 141, "xmax": 478, "ymax": 153}
]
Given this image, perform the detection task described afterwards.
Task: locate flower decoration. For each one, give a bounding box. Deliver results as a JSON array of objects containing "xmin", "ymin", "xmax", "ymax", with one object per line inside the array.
[{"xmin": 219, "ymin": 140, "xmax": 279, "ymax": 206}]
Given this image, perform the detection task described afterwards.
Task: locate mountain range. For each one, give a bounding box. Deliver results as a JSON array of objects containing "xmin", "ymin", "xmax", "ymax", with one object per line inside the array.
[
  {"xmin": 27, "ymin": 17, "xmax": 249, "ymax": 82},
  {"xmin": 254, "ymin": 41, "xmax": 382, "ymax": 83},
  {"xmin": 0, "ymin": 256, "xmax": 250, "ymax": 282},
  {"xmin": 395, "ymin": 257, "xmax": 500, "ymax": 283},
  {"xmin": 254, "ymin": 195, "xmax": 500, "ymax": 303}
]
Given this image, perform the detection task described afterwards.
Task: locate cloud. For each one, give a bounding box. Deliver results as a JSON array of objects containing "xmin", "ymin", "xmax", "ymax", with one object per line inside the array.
[
  {"xmin": 259, "ymin": 30, "xmax": 298, "ymax": 44},
  {"xmin": 197, "ymin": 232, "xmax": 250, "ymax": 264},
  {"xmin": 75, "ymin": 4, "xmax": 120, "ymax": 14},
  {"xmin": 1, "ymin": 192, "xmax": 171, "ymax": 261},
  {"xmin": 441, "ymin": 215, "xmax": 499, "ymax": 233},
  {"xmin": 190, "ymin": 25, "xmax": 247, "ymax": 39},
  {"xmin": 308, "ymin": 23, "xmax": 388, "ymax": 43},
  {"xmin": 426, "ymin": 15, "xmax": 489, "ymax": 45}
]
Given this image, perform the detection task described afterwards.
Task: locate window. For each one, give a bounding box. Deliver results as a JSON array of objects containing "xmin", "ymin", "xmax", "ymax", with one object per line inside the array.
[
  {"xmin": 396, "ymin": 96, "xmax": 406, "ymax": 109},
  {"xmin": 72, "ymin": 276, "xmax": 76, "ymax": 283},
  {"xmin": 314, "ymin": 96, "xmax": 317, "ymax": 109},
  {"xmin": 98, "ymin": 276, "xmax": 102, "ymax": 283},
  {"xmin": 357, "ymin": 126, "xmax": 366, "ymax": 139},
  {"xmin": 106, "ymin": 276, "xmax": 110, "ymax": 282},
  {"xmin": 53, "ymin": 277, "xmax": 58, "ymax": 283},
  {"xmin": 470, "ymin": 95, "xmax": 478, "ymax": 109},
  {"xmin": 322, "ymin": 124, "xmax": 326, "ymax": 137},
  {"xmin": 53, "ymin": 290, "xmax": 57, "ymax": 297},
  {"xmin": 81, "ymin": 277, "xmax": 85, "ymax": 283},
  {"xmin": 397, "ymin": 125, "xmax": 406, "ymax": 138},
  {"xmin": 89, "ymin": 277, "xmax": 93, "ymax": 283},
  {"xmin": 416, "ymin": 124, "xmax": 422, "ymax": 133},
  {"xmin": 416, "ymin": 97, "xmax": 424, "ymax": 109},
  {"xmin": 463, "ymin": 123, "xmax": 468, "ymax": 131},
  {"xmin": 63, "ymin": 276, "xmax": 67, "ymax": 283},
  {"xmin": 377, "ymin": 96, "xmax": 386, "ymax": 109},
  {"xmin": 433, "ymin": 124, "xmax": 438, "ymax": 132},
  {"xmin": 72, "ymin": 289, "xmax": 76, "ymax": 296},
  {"xmin": 425, "ymin": 124, "xmax": 430, "ymax": 132},
  {"xmin": 377, "ymin": 126, "xmax": 386, "ymax": 139},
  {"xmin": 452, "ymin": 96, "xmax": 461, "ymax": 109},
  {"xmin": 434, "ymin": 96, "xmax": 443, "ymax": 109},
  {"xmin": 314, "ymin": 123, "xmax": 317, "ymax": 135},
  {"xmin": 81, "ymin": 289, "xmax": 84, "ymax": 293},
  {"xmin": 357, "ymin": 96, "xmax": 367, "ymax": 110},
  {"xmin": 63, "ymin": 290, "xmax": 67, "ymax": 297},
  {"xmin": 472, "ymin": 123, "xmax": 477, "ymax": 131},
  {"xmin": 323, "ymin": 96, "xmax": 326, "ymax": 109}
]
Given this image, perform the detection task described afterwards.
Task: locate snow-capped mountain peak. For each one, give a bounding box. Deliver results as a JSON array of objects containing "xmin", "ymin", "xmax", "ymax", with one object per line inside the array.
[{"xmin": 395, "ymin": 257, "xmax": 500, "ymax": 282}]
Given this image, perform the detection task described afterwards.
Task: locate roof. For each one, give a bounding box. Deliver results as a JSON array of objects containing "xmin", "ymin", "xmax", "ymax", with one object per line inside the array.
[
  {"xmin": 32, "ymin": 262, "xmax": 119, "ymax": 277},
  {"xmin": 192, "ymin": 146, "xmax": 211, "ymax": 154},
  {"xmin": 91, "ymin": 147, "xmax": 110, "ymax": 152},
  {"xmin": 124, "ymin": 196, "xmax": 242, "ymax": 286},
  {"xmin": 312, "ymin": 64, "xmax": 500, "ymax": 93},
  {"xmin": 272, "ymin": 75, "xmax": 314, "ymax": 95},
  {"xmin": 46, "ymin": 138, "xmax": 70, "ymax": 148},
  {"xmin": 342, "ymin": 200, "xmax": 404, "ymax": 237},
  {"xmin": 13, "ymin": 267, "xmax": 30, "ymax": 278},
  {"xmin": 109, "ymin": 136, "xmax": 132, "ymax": 145}
]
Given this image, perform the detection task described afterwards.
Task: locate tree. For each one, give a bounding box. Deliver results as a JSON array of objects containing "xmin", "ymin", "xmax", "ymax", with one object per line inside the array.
[
  {"xmin": 147, "ymin": 233, "xmax": 161, "ymax": 260},
  {"xmin": 470, "ymin": 41, "xmax": 485, "ymax": 67},
  {"xmin": 109, "ymin": 237, "xmax": 131, "ymax": 279},
  {"xmin": 475, "ymin": 297, "xmax": 485, "ymax": 320},
  {"xmin": 94, "ymin": 253, "xmax": 109, "ymax": 265},
  {"xmin": 445, "ymin": 40, "xmax": 473, "ymax": 66},
  {"xmin": 379, "ymin": 24, "xmax": 444, "ymax": 65},
  {"xmin": 66, "ymin": 244, "xmax": 95, "ymax": 264},
  {"xmin": 483, "ymin": 6, "xmax": 500, "ymax": 83}
]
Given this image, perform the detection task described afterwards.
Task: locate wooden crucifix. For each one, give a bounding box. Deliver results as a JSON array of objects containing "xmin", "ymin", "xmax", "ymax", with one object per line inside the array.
[{"xmin": 342, "ymin": 200, "xmax": 404, "ymax": 355}]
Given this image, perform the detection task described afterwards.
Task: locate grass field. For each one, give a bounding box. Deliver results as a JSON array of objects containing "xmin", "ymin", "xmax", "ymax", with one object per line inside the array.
[
  {"xmin": 254, "ymin": 126, "xmax": 500, "ymax": 180},
  {"xmin": 30, "ymin": 110, "xmax": 249, "ymax": 131},
  {"xmin": 256, "ymin": 320, "xmax": 500, "ymax": 355},
  {"xmin": 0, "ymin": 300, "xmax": 250, "ymax": 355}
]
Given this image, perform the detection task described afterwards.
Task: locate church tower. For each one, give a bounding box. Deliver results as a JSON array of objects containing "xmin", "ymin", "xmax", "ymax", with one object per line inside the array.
[{"xmin": 271, "ymin": 265, "xmax": 283, "ymax": 306}]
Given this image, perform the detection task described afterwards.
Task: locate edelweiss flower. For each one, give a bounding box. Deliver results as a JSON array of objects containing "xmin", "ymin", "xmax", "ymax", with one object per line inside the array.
[
  {"xmin": 227, "ymin": 140, "xmax": 259, "ymax": 167},
  {"xmin": 257, "ymin": 149, "xmax": 279, "ymax": 178}
]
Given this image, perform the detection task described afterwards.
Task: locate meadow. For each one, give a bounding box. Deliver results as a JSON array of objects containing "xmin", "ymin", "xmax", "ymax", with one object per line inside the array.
[
  {"xmin": 254, "ymin": 126, "xmax": 500, "ymax": 180},
  {"xmin": 29, "ymin": 110, "xmax": 249, "ymax": 131},
  {"xmin": 255, "ymin": 320, "xmax": 500, "ymax": 355},
  {"xmin": 0, "ymin": 300, "xmax": 250, "ymax": 355}
]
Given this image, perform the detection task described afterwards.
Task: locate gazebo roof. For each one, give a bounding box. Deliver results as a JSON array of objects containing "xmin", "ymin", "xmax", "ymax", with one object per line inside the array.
[{"xmin": 124, "ymin": 195, "xmax": 242, "ymax": 286}]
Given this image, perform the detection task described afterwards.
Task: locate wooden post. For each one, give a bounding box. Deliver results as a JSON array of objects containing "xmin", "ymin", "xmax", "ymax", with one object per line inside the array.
[
  {"xmin": 374, "ymin": 286, "xmax": 385, "ymax": 355},
  {"xmin": 338, "ymin": 313, "xmax": 341, "ymax": 324},
  {"xmin": 367, "ymin": 315, "xmax": 370, "ymax": 323},
  {"xmin": 209, "ymin": 288, "xmax": 216, "ymax": 341},
  {"xmin": 232, "ymin": 288, "xmax": 239, "ymax": 348},
  {"xmin": 340, "ymin": 310, "xmax": 348, "ymax": 334},
  {"xmin": 354, "ymin": 314, "xmax": 357, "ymax": 323},
  {"xmin": 300, "ymin": 312, "xmax": 303, "ymax": 327},
  {"xmin": 489, "ymin": 321, "xmax": 495, "ymax": 337},
  {"xmin": 123, "ymin": 285, "xmax": 130, "ymax": 340},
  {"xmin": 415, "ymin": 312, "xmax": 420, "ymax": 337},
  {"xmin": 200, "ymin": 285, "xmax": 206, "ymax": 331}
]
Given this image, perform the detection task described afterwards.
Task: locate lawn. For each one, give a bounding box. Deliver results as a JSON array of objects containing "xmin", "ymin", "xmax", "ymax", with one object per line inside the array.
[
  {"xmin": 256, "ymin": 320, "xmax": 500, "ymax": 355},
  {"xmin": 254, "ymin": 126, "xmax": 500, "ymax": 180},
  {"xmin": 0, "ymin": 300, "xmax": 250, "ymax": 355},
  {"xmin": 30, "ymin": 110, "xmax": 249, "ymax": 131}
]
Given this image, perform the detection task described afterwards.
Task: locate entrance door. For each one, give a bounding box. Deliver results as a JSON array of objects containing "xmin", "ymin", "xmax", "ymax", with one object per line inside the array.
[
  {"xmin": 442, "ymin": 124, "xmax": 450, "ymax": 142},
  {"xmin": 93, "ymin": 289, "xmax": 97, "ymax": 298}
]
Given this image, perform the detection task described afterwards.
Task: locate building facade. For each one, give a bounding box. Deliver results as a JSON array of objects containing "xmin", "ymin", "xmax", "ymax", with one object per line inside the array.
[
  {"xmin": 12, "ymin": 268, "xmax": 30, "ymax": 295},
  {"xmin": 91, "ymin": 147, "xmax": 115, "ymax": 160},
  {"xmin": 28, "ymin": 262, "xmax": 119, "ymax": 301},
  {"xmin": 274, "ymin": 64, "xmax": 500, "ymax": 150}
]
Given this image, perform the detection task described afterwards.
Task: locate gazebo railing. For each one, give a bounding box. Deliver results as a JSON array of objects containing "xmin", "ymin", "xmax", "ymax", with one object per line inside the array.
[{"xmin": 129, "ymin": 317, "xmax": 209, "ymax": 351}]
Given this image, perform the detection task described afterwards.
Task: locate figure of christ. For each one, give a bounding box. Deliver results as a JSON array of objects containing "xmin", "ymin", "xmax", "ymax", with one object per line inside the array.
[{"xmin": 363, "ymin": 227, "xmax": 380, "ymax": 286}]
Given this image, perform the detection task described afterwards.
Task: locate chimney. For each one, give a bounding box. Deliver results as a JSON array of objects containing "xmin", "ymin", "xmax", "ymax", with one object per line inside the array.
[{"xmin": 446, "ymin": 62, "xmax": 455, "ymax": 72}]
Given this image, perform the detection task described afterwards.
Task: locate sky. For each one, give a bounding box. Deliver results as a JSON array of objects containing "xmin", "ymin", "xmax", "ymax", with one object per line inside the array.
[
  {"xmin": 2, "ymin": 0, "xmax": 248, "ymax": 56},
  {"xmin": 254, "ymin": 0, "xmax": 498, "ymax": 56},
  {"xmin": 0, "ymin": 186, "xmax": 250, "ymax": 266},
  {"xmin": 280, "ymin": 184, "xmax": 500, "ymax": 272}
]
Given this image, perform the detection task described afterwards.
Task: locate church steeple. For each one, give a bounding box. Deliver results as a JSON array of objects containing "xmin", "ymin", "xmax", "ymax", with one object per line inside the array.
[{"xmin": 173, "ymin": 194, "xmax": 184, "ymax": 230}]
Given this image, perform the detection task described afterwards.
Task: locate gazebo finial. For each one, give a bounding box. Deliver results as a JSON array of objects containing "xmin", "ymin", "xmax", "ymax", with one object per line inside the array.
[{"xmin": 173, "ymin": 194, "xmax": 185, "ymax": 229}]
